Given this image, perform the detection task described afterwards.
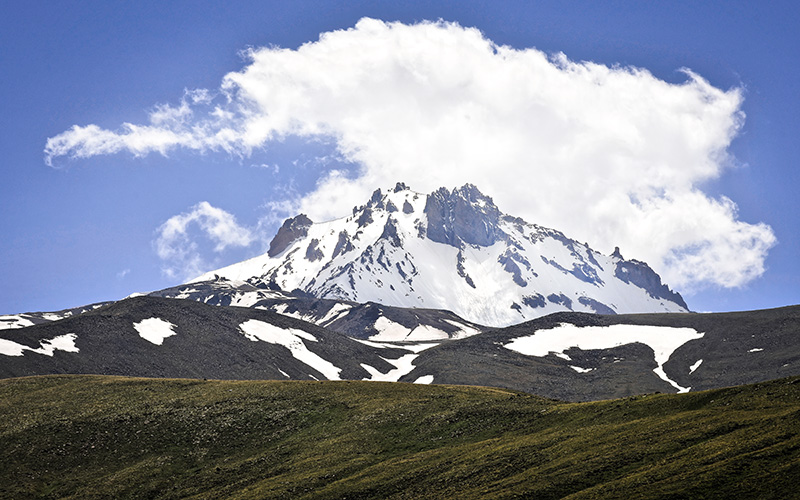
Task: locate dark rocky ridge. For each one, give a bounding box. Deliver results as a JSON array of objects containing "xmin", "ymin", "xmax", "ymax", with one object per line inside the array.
[
  {"xmin": 146, "ymin": 278, "xmax": 485, "ymax": 341},
  {"xmin": 615, "ymin": 257, "xmax": 688, "ymax": 310},
  {"xmin": 417, "ymin": 184, "xmax": 687, "ymax": 311},
  {"xmin": 332, "ymin": 230, "xmax": 355, "ymax": 259},
  {"xmin": 424, "ymin": 184, "xmax": 504, "ymax": 247},
  {"xmin": 4, "ymin": 296, "xmax": 800, "ymax": 402},
  {"xmin": 0, "ymin": 296, "xmax": 407, "ymax": 381},
  {"xmin": 402, "ymin": 305, "xmax": 800, "ymax": 401},
  {"xmin": 268, "ymin": 214, "xmax": 313, "ymax": 257}
]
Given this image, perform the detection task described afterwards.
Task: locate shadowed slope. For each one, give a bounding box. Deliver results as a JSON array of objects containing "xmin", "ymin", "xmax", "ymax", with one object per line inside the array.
[{"xmin": 405, "ymin": 305, "xmax": 800, "ymax": 401}]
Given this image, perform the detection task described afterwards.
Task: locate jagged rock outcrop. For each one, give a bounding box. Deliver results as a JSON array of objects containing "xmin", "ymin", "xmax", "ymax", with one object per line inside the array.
[
  {"xmin": 268, "ymin": 214, "xmax": 313, "ymax": 257},
  {"xmin": 613, "ymin": 254, "xmax": 688, "ymax": 310},
  {"xmin": 424, "ymin": 184, "xmax": 503, "ymax": 247}
]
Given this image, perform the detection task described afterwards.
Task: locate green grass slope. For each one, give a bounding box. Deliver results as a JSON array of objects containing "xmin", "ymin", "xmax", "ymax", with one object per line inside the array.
[{"xmin": 1, "ymin": 376, "xmax": 799, "ymax": 499}]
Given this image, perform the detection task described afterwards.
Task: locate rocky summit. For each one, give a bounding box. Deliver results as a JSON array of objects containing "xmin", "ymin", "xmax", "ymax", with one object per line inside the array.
[{"xmin": 195, "ymin": 183, "xmax": 687, "ymax": 326}]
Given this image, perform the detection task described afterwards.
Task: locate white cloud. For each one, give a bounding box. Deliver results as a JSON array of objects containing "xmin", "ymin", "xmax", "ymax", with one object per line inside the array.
[
  {"xmin": 252, "ymin": 162, "xmax": 280, "ymax": 173},
  {"xmin": 46, "ymin": 18, "xmax": 775, "ymax": 290},
  {"xmin": 154, "ymin": 201, "xmax": 254, "ymax": 280}
]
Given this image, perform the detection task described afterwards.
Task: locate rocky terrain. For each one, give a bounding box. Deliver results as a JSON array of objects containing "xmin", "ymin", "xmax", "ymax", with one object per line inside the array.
[{"xmin": 2, "ymin": 295, "xmax": 799, "ymax": 402}]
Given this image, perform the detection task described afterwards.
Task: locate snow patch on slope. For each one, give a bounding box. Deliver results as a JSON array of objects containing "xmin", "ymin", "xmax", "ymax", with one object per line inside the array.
[
  {"xmin": 352, "ymin": 338, "xmax": 440, "ymax": 353},
  {"xmin": 229, "ymin": 291, "xmax": 263, "ymax": 308},
  {"xmin": 0, "ymin": 334, "xmax": 79, "ymax": 357},
  {"xmin": 318, "ymin": 303, "xmax": 353, "ymax": 325},
  {"xmin": 371, "ymin": 316, "xmax": 449, "ymax": 341},
  {"xmin": 355, "ymin": 336, "xmax": 440, "ymax": 382},
  {"xmin": 133, "ymin": 318, "xmax": 178, "ymax": 345},
  {"xmin": 360, "ymin": 353, "xmax": 419, "ymax": 382},
  {"xmin": 443, "ymin": 319, "xmax": 483, "ymax": 339},
  {"xmin": 0, "ymin": 314, "xmax": 37, "ymax": 330},
  {"xmin": 271, "ymin": 303, "xmax": 316, "ymax": 323},
  {"xmin": 239, "ymin": 319, "xmax": 341, "ymax": 380},
  {"xmin": 505, "ymin": 323, "xmax": 704, "ymax": 393}
]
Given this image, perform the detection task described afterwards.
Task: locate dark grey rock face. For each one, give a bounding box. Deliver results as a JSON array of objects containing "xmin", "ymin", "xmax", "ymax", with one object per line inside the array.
[
  {"xmin": 368, "ymin": 189, "xmax": 384, "ymax": 209},
  {"xmin": 547, "ymin": 293, "xmax": 573, "ymax": 310},
  {"xmin": 424, "ymin": 184, "xmax": 503, "ymax": 248},
  {"xmin": 577, "ymin": 296, "xmax": 615, "ymax": 315},
  {"xmin": 401, "ymin": 305, "xmax": 800, "ymax": 401},
  {"xmin": 614, "ymin": 258, "xmax": 688, "ymax": 310},
  {"xmin": 456, "ymin": 250, "xmax": 476, "ymax": 288},
  {"xmin": 268, "ymin": 214, "xmax": 313, "ymax": 257},
  {"xmin": 305, "ymin": 239, "xmax": 324, "ymax": 262},
  {"xmin": 498, "ymin": 252, "xmax": 527, "ymax": 287},
  {"xmin": 522, "ymin": 294, "xmax": 546, "ymax": 309},
  {"xmin": 332, "ymin": 231, "xmax": 355, "ymax": 259},
  {"xmin": 380, "ymin": 217, "xmax": 402, "ymax": 247},
  {"xmin": 356, "ymin": 208, "xmax": 374, "ymax": 228}
]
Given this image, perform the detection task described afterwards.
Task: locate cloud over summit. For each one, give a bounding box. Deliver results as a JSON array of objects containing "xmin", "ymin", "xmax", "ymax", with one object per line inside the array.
[
  {"xmin": 154, "ymin": 201, "xmax": 254, "ymax": 280},
  {"xmin": 45, "ymin": 18, "xmax": 775, "ymax": 291}
]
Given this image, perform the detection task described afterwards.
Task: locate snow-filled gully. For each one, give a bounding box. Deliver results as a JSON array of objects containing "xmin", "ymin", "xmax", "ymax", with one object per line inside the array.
[{"xmin": 239, "ymin": 319, "xmax": 342, "ymax": 380}]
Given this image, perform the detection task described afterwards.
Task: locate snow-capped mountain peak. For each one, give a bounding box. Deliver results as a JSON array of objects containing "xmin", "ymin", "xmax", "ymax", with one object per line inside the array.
[{"xmin": 194, "ymin": 183, "xmax": 687, "ymax": 326}]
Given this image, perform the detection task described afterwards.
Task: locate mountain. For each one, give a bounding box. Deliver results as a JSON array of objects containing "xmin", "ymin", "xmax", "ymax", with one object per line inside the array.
[
  {"xmin": 148, "ymin": 277, "xmax": 484, "ymax": 341},
  {"xmin": 194, "ymin": 183, "xmax": 688, "ymax": 327},
  {"xmin": 4, "ymin": 182, "xmax": 792, "ymax": 402},
  {"xmin": 0, "ymin": 296, "xmax": 428, "ymax": 383},
  {"xmin": 3, "ymin": 374, "xmax": 799, "ymax": 500},
  {"xmin": 401, "ymin": 305, "xmax": 800, "ymax": 401},
  {"xmin": 0, "ymin": 183, "xmax": 685, "ymax": 341},
  {"xmin": 3, "ymin": 293, "xmax": 799, "ymax": 401},
  {"xmin": 0, "ymin": 301, "xmax": 113, "ymax": 330},
  {"xmin": 0, "ymin": 279, "xmax": 485, "ymax": 343}
]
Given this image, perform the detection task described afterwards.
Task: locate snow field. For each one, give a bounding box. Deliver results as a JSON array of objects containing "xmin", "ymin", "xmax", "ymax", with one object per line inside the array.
[
  {"xmin": 318, "ymin": 303, "xmax": 353, "ymax": 325},
  {"xmin": 354, "ymin": 337, "xmax": 440, "ymax": 381},
  {"xmin": 229, "ymin": 291, "xmax": 263, "ymax": 308},
  {"xmin": 442, "ymin": 320, "xmax": 482, "ymax": 339},
  {"xmin": 370, "ymin": 316, "xmax": 450, "ymax": 341},
  {"xmin": 505, "ymin": 323, "xmax": 704, "ymax": 393},
  {"xmin": 359, "ymin": 354, "xmax": 418, "ymax": 382},
  {"xmin": 0, "ymin": 314, "xmax": 36, "ymax": 330},
  {"xmin": 270, "ymin": 303, "xmax": 317, "ymax": 323},
  {"xmin": 133, "ymin": 318, "xmax": 178, "ymax": 345},
  {"xmin": 239, "ymin": 319, "xmax": 342, "ymax": 380},
  {"xmin": 352, "ymin": 338, "xmax": 440, "ymax": 353},
  {"xmin": 0, "ymin": 333, "xmax": 79, "ymax": 357}
]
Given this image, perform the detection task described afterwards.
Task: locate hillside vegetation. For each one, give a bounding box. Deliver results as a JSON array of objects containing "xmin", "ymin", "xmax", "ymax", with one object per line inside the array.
[{"xmin": 1, "ymin": 375, "xmax": 799, "ymax": 499}]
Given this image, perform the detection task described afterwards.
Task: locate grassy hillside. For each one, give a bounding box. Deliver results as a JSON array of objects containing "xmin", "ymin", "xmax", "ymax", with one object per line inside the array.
[{"xmin": 1, "ymin": 375, "xmax": 799, "ymax": 499}]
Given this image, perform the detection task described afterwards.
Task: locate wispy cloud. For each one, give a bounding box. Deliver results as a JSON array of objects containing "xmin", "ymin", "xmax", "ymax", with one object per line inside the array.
[
  {"xmin": 45, "ymin": 18, "xmax": 776, "ymax": 290},
  {"xmin": 154, "ymin": 201, "xmax": 254, "ymax": 280}
]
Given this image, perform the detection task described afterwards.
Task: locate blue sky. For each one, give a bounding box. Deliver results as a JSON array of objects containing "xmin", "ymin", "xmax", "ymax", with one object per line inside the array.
[{"xmin": 2, "ymin": 1, "xmax": 798, "ymax": 315}]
